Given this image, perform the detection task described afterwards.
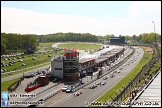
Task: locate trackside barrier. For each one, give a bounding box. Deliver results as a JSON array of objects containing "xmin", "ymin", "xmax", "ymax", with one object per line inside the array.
[
  {"xmin": 110, "ymin": 45, "xmax": 161, "ymax": 106},
  {"xmin": 72, "ymin": 48, "xmax": 135, "ymax": 93},
  {"xmin": 128, "ymin": 69, "xmax": 161, "ymax": 107},
  {"xmin": 42, "ymin": 91, "xmax": 58, "ymax": 101},
  {"xmin": 35, "ymin": 83, "xmax": 58, "ymax": 96}
]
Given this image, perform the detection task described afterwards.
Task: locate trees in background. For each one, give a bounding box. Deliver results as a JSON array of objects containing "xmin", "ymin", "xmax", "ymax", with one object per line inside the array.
[
  {"xmin": 1, "ymin": 32, "xmax": 161, "ymax": 55},
  {"xmin": 1, "ymin": 33, "xmax": 38, "ymax": 55}
]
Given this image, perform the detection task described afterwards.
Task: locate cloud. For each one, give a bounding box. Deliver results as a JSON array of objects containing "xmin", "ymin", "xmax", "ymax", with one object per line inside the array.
[{"xmin": 1, "ymin": 2, "xmax": 161, "ymax": 36}]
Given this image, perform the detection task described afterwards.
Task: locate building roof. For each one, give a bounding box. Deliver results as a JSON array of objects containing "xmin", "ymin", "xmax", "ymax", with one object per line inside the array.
[
  {"xmin": 79, "ymin": 58, "xmax": 95, "ymax": 64},
  {"xmin": 95, "ymin": 57, "xmax": 108, "ymax": 63}
]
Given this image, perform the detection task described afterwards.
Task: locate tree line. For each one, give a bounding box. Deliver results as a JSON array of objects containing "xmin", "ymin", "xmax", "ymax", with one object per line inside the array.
[
  {"xmin": 1, "ymin": 32, "xmax": 161, "ymax": 55},
  {"xmin": 35, "ymin": 32, "xmax": 98, "ymax": 43},
  {"xmin": 103, "ymin": 33, "xmax": 161, "ymax": 44},
  {"xmin": 1, "ymin": 33, "xmax": 38, "ymax": 55}
]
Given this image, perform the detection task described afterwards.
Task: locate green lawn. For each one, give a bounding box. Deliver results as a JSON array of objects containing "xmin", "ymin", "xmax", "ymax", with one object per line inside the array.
[
  {"xmin": 58, "ymin": 42, "xmax": 102, "ymax": 53},
  {"xmin": 1, "ymin": 77, "xmax": 20, "ymax": 91},
  {"xmin": 96, "ymin": 46, "xmax": 152, "ymax": 102}
]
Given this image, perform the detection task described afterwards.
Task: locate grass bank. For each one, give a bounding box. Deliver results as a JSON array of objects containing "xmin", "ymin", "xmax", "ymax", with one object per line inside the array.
[{"xmin": 1, "ymin": 77, "xmax": 20, "ymax": 91}]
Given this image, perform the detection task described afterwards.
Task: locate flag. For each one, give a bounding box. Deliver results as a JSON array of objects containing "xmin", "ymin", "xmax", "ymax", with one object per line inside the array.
[
  {"xmin": 64, "ymin": 48, "xmax": 66, "ymax": 52},
  {"xmin": 72, "ymin": 48, "xmax": 74, "ymax": 52}
]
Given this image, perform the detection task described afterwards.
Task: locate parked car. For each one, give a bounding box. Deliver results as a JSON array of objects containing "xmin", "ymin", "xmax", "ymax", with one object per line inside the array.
[
  {"xmin": 119, "ymin": 67, "xmax": 123, "ymax": 70},
  {"xmin": 32, "ymin": 57, "xmax": 36, "ymax": 60},
  {"xmin": 22, "ymin": 56, "xmax": 26, "ymax": 58},
  {"xmin": 103, "ymin": 76, "xmax": 108, "ymax": 80},
  {"xmin": 22, "ymin": 63, "xmax": 26, "ymax": 66},
  {"xmin": 18, "ymin": 59, "xmax": 23, "ymax": 62},
  {"xmin": 53, "ymin": 77, "xmax": 59, "ymax": 83},
  {"xmin": 66, "ymin": 87, "xmax": 72, "ymax": 93},
  {"xmin": 101, "ymin": 81, "xmax": 106, "ymax": 85},
  {"xmin": 17, "ymin": 56, "xmax": 21, "ymax": 59},
  {"xmin": 12, "ymin": 58, "xmax": 16, "ymax": 60},
  {"xmin": 117, "ymin": 70, "xmax": 120, "ymax": 73},
  {"xmin": 110, "ymin": 73, "xmax": 115, "ymax": 78},
  {"xmin": 96, "ymin": 81, "xmax": 101, "ymax": 85},
  {"xmin": 62, "ymin": 86, "xmax": 69, "ymax": 92}
]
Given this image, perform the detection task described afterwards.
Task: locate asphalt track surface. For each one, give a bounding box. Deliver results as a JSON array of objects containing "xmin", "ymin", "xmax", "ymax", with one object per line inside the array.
[{"xmin": 36, "ymin": 47, "xmax": 144, "ymax": 107}]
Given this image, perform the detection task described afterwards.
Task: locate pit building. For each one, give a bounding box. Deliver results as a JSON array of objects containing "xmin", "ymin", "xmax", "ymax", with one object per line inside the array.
[{"xmin": 51, "ymin": 46, "xmax": 125, "ymax": 81}]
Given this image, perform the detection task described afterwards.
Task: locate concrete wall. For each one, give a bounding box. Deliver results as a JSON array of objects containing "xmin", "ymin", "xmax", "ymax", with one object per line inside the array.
[{"xmin": 51, "ymin": 57, "xmax": 64, "ymax": 79}]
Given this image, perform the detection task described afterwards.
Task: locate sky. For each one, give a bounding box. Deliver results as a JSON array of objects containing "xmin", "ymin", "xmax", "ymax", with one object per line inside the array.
[{"xmin": 1, "ymin": 1, "xmax": 161, "ymax": 36}]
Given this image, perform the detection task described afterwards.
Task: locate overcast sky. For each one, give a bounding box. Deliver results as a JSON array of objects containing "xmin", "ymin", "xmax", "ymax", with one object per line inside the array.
[{"xmin": 1, "ymin": 1, "xmax": 161, "ymax": 36}]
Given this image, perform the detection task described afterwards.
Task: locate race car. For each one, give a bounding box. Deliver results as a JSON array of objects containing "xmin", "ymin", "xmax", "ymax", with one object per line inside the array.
[{"xmin": 73, "ymin": 91, "xmax": 82, "ymax": 96}]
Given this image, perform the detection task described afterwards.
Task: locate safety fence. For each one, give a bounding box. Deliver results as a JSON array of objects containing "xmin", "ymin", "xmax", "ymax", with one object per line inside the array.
[
  {"xmin": 127, "ymin": 68, "xmax": 161, "ymax": 107},
  {"xmin": 110, "ymin": 45, "xmax": 161, "ymax": 106}
]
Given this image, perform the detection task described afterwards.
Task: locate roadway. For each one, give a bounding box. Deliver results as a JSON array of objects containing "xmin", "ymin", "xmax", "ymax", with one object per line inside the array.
[
  {"xmin": 1, "ymin": 65, "xmax": 50, "ymax": 82},
  {"xmin": 36, "ymin": 47, "xmax": 144, "ymax": 107}
]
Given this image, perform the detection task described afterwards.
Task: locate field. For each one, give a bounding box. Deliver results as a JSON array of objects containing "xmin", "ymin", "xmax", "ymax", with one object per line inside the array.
[{"xmin": 58, "ymin": 42, "xmax": 102, "ymax": 54}]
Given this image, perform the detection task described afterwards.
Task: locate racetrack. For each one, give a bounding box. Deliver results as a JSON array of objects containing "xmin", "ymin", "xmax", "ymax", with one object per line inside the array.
[{"xmin": 37, "ymin": 47, "xmax": 144, "ymax": 107}]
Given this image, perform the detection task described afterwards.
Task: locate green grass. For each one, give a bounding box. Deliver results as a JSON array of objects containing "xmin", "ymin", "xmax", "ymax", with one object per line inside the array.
[
  {"xmin": 1, "ymin": 77, "xmax": 20, "ymax": 91},
  {"xmin": 149, "ymin": 60, "xmax": 161, "ymax": 75},
  {"xmin": 39, "ymin": 42, "xmax": 56, "ymax": 47},
  {"xmin": 96, "ymin": 46, "xmax": 152, "ymax": 102},
  {"xmin": 58, "ymin": 42, "xmax": 102, "ymax": 53}
]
